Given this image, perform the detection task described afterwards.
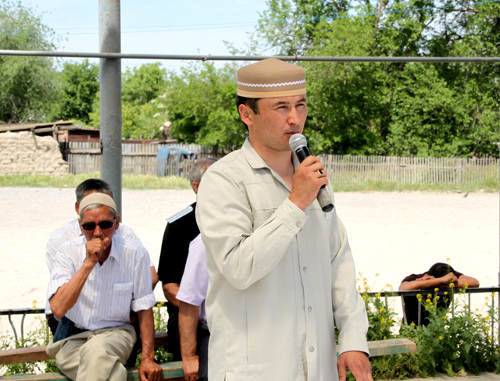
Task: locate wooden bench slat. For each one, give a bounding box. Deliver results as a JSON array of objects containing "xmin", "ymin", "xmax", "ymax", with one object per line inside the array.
[
  {"xmin": 367, "ymin": 338, "xmax": 417, "ymax": 356},
  {"xmin": 0, "ymin": 332, "xmax": 169, "ymax": 366},
  {"xmin": 0, "ymin": 362, "xmax": 184, "ymax": 380},
  {"xmin": 0, "ymin": 347, "xmax": 50, "ymax": 366}
]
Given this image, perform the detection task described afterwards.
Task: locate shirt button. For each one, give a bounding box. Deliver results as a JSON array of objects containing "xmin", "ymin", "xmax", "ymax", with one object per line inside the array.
[
  {"xmin": 308, "ymin": 307, "xmax": 312, "ymax": 312},
  {"xmin": 303, "ymin": 267, "xmax": 307, "ymax": 272},
  {"xmin": 309, "ymin": 346, "xmax": 315, "ymax": 352},
  {"xmin": 296, "ymin": 222, "xmax": 301, "ymax": 228}
]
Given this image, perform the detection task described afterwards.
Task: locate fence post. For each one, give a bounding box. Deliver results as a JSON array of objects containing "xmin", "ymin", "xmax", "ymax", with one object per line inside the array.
[{"xmin": 456, "ymin": 158, "xmax": 462, "ymax": 185}]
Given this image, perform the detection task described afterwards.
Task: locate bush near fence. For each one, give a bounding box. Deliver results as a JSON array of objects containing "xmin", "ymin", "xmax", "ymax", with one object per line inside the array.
[{"xmin": 359, "ymin": 284, "xmax": 500, "ymax": 379}]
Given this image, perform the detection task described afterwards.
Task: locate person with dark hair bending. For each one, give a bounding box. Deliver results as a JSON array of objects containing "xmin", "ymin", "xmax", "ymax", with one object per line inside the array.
[{"xmin": 399, "ymin": 262, "xmax": 480, "ymax": 326}]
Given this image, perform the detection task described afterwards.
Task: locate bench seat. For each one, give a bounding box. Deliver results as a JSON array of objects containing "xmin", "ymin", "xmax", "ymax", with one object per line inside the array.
[
  {"xmin": 0, "ymin": 362, "xmax": 184, "ymax": 381},
  {"xmin": 0, "ymin": 338, "xmax": 416, "ymax": 380}
]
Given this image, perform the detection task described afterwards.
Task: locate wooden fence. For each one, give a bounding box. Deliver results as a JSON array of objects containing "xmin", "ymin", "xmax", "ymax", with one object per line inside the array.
[
  {"xmin": 64, "ymin": 142, "xmax": 221, "ymax": 177},
  {"xmin": 64, "ymin": 142, "xmax": 498, "ymax": 185},
  {"xmin": 321, "ymin": 155, "xmax": 498, "ymax": 185}
]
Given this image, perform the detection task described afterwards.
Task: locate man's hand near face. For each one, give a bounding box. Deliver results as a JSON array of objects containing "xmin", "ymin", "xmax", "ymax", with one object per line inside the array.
[{"xmin": 85, "ymin": 237, "xmax": 110, "ymax": 265}]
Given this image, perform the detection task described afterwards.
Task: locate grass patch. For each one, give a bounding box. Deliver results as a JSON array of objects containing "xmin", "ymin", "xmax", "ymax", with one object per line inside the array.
[
  {"xmin": 333, "ymin": 179, "xmax": 499, "ymax": 193},
  {"xmin": 0, "ymin": 174, "xmax": 497, "ymax": 192},
  {"xmin": 0, "ymin": 173, "xmax": 191, "ymax": 190}
]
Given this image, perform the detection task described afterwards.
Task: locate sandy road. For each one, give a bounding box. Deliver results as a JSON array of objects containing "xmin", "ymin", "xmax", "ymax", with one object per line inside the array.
[{"xmin": 0, "ymin": 187, "xmax": 497, "ymax": 333}]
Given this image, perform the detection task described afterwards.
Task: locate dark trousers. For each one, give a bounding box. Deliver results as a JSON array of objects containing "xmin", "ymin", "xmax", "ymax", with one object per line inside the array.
[
  {"xmin": 167, "ymin": 309, "xmax": 182, "ymax": 361},
  {"xmin": 197, "ymin": 323, "xmax": 210, "ymax": 381},
  {"xmin": 46, "ymin": 314, "xmax": 58, "ymax": 336}
]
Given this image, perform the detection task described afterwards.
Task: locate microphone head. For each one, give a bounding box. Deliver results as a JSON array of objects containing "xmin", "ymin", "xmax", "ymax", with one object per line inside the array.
[{"xmin": 289, "ymin": 133, "xmax": 307, "ymax": 152}]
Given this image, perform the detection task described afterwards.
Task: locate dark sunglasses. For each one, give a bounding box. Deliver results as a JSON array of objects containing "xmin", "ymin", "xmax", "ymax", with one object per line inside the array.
[{"xmin": 81, "ymin": 220, "xmax": 115, "ymax": 231}]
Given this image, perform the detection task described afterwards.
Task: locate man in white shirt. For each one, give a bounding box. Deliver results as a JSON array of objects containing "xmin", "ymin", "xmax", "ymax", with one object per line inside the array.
[
  {"xmin": 46, "ymin": 193, "xmax": 162, "ymax": 381},
  {"xmin": 196, "ymin": 59, "xmax": 372, "ymax": 380},
  {"xmin": 177, "ymin": 234, "xmax": 209, "ymax": 381},
  {"xmin": 45, "ymin": 178, "xmax": 158, "ymax": 335}
]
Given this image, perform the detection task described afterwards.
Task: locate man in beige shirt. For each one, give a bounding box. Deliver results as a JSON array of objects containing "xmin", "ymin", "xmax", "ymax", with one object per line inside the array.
[{"xmin": 196, "ymin": 58, "xmax": 372, "ymax": 380}]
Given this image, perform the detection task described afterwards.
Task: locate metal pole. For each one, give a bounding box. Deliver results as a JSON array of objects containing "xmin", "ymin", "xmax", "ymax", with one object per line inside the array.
[{"xmin": 99, "ymin": 0, "xmax": 122, "ymax": 217}]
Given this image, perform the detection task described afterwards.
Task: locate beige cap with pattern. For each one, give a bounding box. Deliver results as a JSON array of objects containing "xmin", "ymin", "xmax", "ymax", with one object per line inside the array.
[{"xmin": 237, "ymin": 58, "xmax": 306, "ymax": 98}]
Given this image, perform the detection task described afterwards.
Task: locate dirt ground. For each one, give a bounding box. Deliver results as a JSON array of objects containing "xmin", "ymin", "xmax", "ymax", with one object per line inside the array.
[{"xmin": 0, "ymin": 187, "xmax": 498, "ymax": 333}]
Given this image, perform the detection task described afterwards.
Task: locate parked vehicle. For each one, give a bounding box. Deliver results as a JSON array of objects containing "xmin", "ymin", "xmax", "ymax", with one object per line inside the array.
[{"xmin": 155, "ymin": 146, "xmax": 198, "ymax": 177}]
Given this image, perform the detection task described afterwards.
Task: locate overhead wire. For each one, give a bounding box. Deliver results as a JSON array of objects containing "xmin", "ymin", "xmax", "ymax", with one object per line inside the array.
[{"xmin": 1, "ymin": 0, "xmax": 499, "ymax": 37}]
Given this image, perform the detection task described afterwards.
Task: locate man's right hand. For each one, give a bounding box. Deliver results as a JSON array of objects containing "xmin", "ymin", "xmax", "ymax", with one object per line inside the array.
[
  {"xmin": 182, "ymin": 355, "xmax": 199, "ymax": 381},
  {"xmin": 85, "ymin": 237, "xmax": 109, "ymax": 265},
  {"xmin": 138, "ymin": 358, "xmax": 162, "ymax": 381},
  {"xmin": 289, "ymin": 155, "xmax": 329, "ymax": 211}
]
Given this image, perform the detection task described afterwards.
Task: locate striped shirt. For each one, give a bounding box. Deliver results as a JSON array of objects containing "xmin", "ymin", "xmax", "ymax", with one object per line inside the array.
[
  {"xmin": 44, "ymin": 219, "xmax": 151, "ymax": 315},
  {"xmin": 47, "ymin": 235, "xmax": 156, "ymax": 331}
]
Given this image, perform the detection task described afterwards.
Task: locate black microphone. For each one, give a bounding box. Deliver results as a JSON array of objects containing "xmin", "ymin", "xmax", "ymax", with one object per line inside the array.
[{"xmin": 289, "ymin": 133, "xmax": 334, "ymax": 213}]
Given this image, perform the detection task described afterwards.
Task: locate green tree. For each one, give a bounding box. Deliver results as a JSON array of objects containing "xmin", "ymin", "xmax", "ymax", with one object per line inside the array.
[
  {"xmin": 59, "ymin": 59, "xmax": 99, "ymax": 124},
  {"xmin": 91, "ymin": 62, "xmax": 168, "ymax": 139},
  {"xmin": 163, "ymin": 62, "xmax": 245, "ymax": 149},
  {"xmin": 251, "ymin": 0, "xmax": 499, "ymax": 157},
  {"xmin": 255, "ymin": 0, "xmax": 350, "ymax": 56},
  {"xmin": 122, "ymin": 63, "xmax": 167, "ymax": 107},
  {"xmin": 378, "ymin": 0, "xmax": 500, "ymax": 157},
  {"xmin": 303, "ymin": 15, "xmax": 388, "ymax": 155},
  {"xmin": 0, "ymin": 0, "xmax": 61, "ymax": 123}
]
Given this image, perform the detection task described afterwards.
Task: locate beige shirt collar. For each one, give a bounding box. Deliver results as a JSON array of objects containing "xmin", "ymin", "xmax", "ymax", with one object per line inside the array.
[{"xmin": 241, "ymin": 137, "xmax": 300, "ymax": 191}]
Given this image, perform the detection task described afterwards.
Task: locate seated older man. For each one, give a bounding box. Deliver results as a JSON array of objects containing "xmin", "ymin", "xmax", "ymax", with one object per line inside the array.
[{"xmin": 46, "ymin": 193, "xmax": 162, "ymax": 381}]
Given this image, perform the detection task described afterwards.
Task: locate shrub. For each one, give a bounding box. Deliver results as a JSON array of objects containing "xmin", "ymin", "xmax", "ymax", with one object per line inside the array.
[
  {"xmin": 0, "ymin": 309, "xmax": 58, "ymax": 376},
  {"xmin": 357, "ymin": 279, "xmax": 500, "ymax": 379},
  {"xmin": 400, "ymin": 289, "xmax": 500, "ymax": 377}
]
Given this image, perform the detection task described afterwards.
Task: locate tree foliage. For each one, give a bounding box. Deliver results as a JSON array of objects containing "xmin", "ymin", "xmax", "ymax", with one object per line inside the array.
[
  {"xmin": 0, "ymin": 0, "xmax": 61, "ymax": 124},
  {"xmin": 255, "ymin": 0, "xmax": 350, "ymax": 55},
  {"xmin": 91, "ymin": 62, "xmax": 169, "ymax": 139},
  {"xmin": 58, "ymin": 60, "xmax": 99, "ymax": 125},
  {"xmin": 251, "ymin": 0, "xmax": 500, "ymax": 157},
  {"xmin": 1, "ymin": 0, "xmax": 498, "ymax": 158},
  {"xmin": 163, "ymin": 62, "xmax": 245, "ymax": 149},
  {"xmin": 122, "ymin": 63, "xmax": 167, "ymax": 107}
]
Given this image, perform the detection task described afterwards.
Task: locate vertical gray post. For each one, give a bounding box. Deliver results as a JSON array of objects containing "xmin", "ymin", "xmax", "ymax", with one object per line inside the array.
[{"xmin": 99, "ymin": 0, "xmax": 122, "ymax": 216}]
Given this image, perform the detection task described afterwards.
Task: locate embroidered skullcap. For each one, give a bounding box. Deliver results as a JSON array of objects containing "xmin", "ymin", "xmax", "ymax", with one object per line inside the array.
[
  {"xmin": 79, "ymin": 193, "xmax": 117, "ymax": 215},
  {"xmin": 237, "ymin": 58, "xmax": 306, "ymax": 98}
]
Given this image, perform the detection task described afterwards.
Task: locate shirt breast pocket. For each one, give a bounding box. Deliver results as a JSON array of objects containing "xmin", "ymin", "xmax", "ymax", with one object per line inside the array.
[{"xmin": 109, "ymin": 282, "xmax": 133, "ymax": 321}]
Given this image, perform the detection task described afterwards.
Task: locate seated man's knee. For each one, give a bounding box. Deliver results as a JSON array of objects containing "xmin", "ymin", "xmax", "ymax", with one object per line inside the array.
[{"xmin": 80, "ymin": 329, "xmax": 135, "ymax": 364}]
